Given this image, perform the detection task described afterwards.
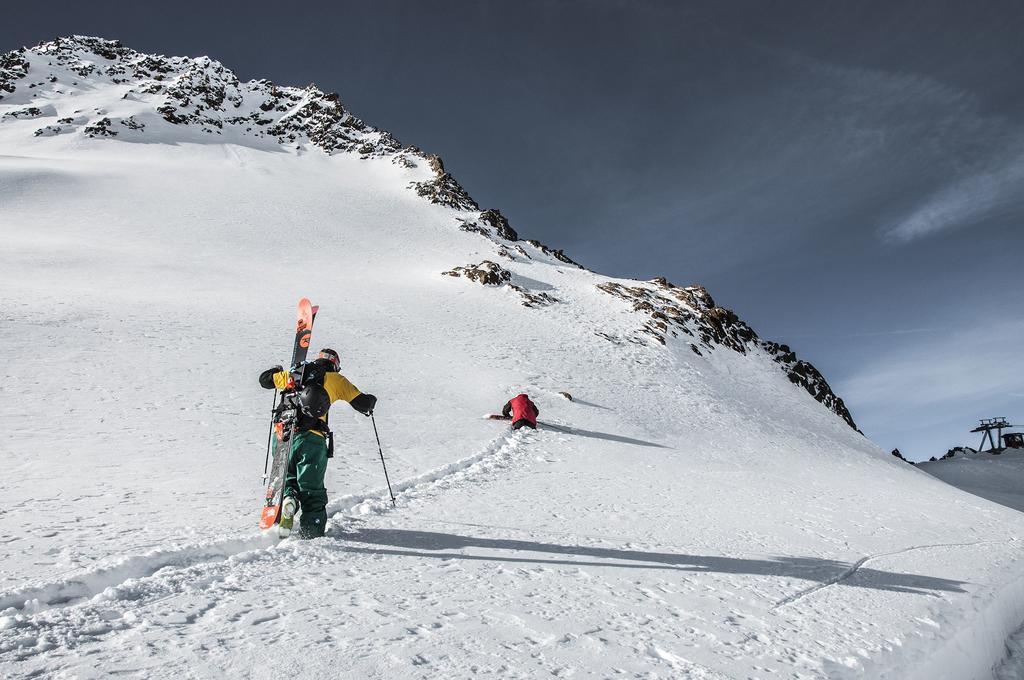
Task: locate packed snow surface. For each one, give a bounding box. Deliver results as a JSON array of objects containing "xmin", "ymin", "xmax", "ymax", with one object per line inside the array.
[{"xmin": 3, "ymin": 37, "xmax": 1024, "ymax": 679}]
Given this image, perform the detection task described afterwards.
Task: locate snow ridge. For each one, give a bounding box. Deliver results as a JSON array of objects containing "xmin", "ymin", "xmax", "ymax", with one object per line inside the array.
[{"xmin": 4, "ymin": 36, "xmax": 401, "ymax": 156}]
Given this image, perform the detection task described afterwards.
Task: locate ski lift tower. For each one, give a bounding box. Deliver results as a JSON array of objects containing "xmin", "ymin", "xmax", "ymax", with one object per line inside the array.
[{"xmin": 971, "ymin": 417, "xmax": 1013, "ymax": 452}]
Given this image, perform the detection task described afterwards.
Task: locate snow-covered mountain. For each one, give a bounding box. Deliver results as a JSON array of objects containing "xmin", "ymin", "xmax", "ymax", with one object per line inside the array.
[
  {"xmin": 0, "ymin": 36, "xmax": 856, "ymax": 429},
  {"xmin": 2, "ymin": 36, "xmax": 1024, "ymax": 679}
]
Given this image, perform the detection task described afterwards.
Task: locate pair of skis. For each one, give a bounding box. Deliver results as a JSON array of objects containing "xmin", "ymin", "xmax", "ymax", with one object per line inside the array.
[{"xmin": 258, "ymin": 298, "xmax": 318, "ymax": 531}]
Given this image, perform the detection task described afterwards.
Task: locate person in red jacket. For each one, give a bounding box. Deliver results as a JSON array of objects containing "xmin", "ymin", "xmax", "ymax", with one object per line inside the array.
[{"xmin": 502, "ymin": 393, "xmax": 539, "ymax": 430}]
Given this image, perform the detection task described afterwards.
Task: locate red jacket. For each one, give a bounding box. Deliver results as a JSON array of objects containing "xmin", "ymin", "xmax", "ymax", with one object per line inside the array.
[{"xmin": 503, "ymin": 394, "xmax": 538, "ymax": 426}]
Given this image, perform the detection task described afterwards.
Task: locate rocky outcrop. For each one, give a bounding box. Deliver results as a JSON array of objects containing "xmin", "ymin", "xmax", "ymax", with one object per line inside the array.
[
  {"xmin": 83, "ymin": 117, "xmax": 117, "ymax": 137},
  {"xmin": 940, "ymin": 446, "xmax": 974, "ymax": 460},
  {"xmin": 2, "ymin": 106, "xmax": 44, "ymax": 119},
  {"xmin": 761, "ymin": 341, "xmax": 856, "ymax": 430},
  {"xmin": 0, "ymin": 50, "xmax": 29, "ymax": 97},
  {"xmin": 120, "ymin": 116, "xmax": 144, "ymax": 130},
  {"xmin": 442, "ymin": 261, "xmax": 558, "ymax": 308},
  {"xmin": 442, "ymin": 261, "xmax": 511, "ymax": 286},
  {"xmin": 457, "ymin": 208, "xmax": 518, "ymax": 241},
  {"xmin": 4, "ymin": 36, "xmax": 403, "ymax": 158},
  {"xmin": 597, "ymin": 276, "xmax": 858, "ymax": 430},
  {"xmin": 526, "ymin": 240, "xmax": 584, "ymax": 269},
  {"xmin": 452, "ymin": 208, "xmax": 585, "ymax": 275},
  {"xmin": 413, "ymin": 174, "xmax": 479, "ymax": 211},
  {"xmin": 891, "ymin": 448, "xmax": 914, "ymax": 465},
  {"xmin": 411, "ymin": 154, "xmax": 478, "ymax": 211},
  {"xmin": 478, "ymin": 209, "xmax": 519, "ymax": 241}
]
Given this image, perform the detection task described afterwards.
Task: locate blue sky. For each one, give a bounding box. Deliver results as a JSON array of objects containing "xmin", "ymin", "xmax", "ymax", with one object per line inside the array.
[{"xmin": 4, "ymin": 0, "xmax": 1022, "ymax": 460}]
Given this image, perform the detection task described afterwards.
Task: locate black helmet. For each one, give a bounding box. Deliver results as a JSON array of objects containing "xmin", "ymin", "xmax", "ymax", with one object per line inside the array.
[
  {"xmin": 298, "ymin": 383, "xmax": 331, "ymax": 418},
  {"xmin": 318, "ymin": 348, "xmax": 340, "ymax": 372}
]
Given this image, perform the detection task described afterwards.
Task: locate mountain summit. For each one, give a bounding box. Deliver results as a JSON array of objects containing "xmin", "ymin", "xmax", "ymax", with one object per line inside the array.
[{"xmin": 2, "ymin": 35, "xmax": 855, "ymax": 428}]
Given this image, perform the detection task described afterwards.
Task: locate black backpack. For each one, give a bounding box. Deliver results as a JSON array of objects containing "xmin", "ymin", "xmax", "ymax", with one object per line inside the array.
[{"xmin": 293, "ymin": 359, "xmax": 335, "ymax": 457}]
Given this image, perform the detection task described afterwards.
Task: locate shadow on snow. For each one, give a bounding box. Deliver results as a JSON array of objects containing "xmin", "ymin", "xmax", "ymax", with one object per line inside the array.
[
  {"xmin": 538, "ymin": 422, "xmax": 669, "ymax": 449},
  {"xmin": 330, "ymin": 527, "xmax": 966, "ymax": 597}
]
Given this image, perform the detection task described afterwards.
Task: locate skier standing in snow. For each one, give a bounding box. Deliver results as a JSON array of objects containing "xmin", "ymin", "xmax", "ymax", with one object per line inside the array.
[
  {"xmin": 502, "ymin": 393, "xmax": 539, "ymax": 430},
  {"xmin": 259, "ymin": 348, "xmax": 377, "ymax": 538}
]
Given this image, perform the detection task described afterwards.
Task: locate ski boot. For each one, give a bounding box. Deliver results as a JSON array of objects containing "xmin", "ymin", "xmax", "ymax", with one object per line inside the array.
[{"xmin": 278, "ymin": 496, "xmax": 298, "ymax": 538}]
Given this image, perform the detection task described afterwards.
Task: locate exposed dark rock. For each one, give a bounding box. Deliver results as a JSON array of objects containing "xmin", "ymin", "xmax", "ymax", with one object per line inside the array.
[
  {"xmin": 526, "ymin": 239, "xmax": 584, "ymax": 268},
  {"xmin": 156, "ymin": 104, "xmax": 186, "ymax": 125},
  {"xmin": 442, "ymin": 261, "xmax": 511, "ymax": 287},
  {"xmin": 2, "ymin": 107, "xmax": 43, "ymax": 119},
  {"xmin": 0, "ymin": 50, "xmax": 30, "ymax": 98},
  {"xmin": 426, "ymin": 154, "xmax": 445, "ymax": 175},
  {"xmin": 7, "ymin": 37, "xmax": 404, "ymax": 158},
  {"xmin": 597, "ymin": 276, "xmax": 858, "ymax": 430},
  {"xmin": 509, "ymin": 284, "xmax": 559, "ymax": 308},
  {"xmin": 449, "ymin": 205, "xmax": 585, "ymax": 269},
  {"xmin": 83, "ymin": 117, "xmax": 117, "ymax": 137},
  {"xmin": 559, "ymin": 391, "xmax": 573, "ymax": 401},
  {"xmin": 479, "ymin": 209, "xmax": 519, "ymax": 241},
  {"xmin": 413, "ymin": 174, "xmax": 479, "ymax": 211},
  {"xmin": 890, "ymin": 448, "xmax": 914, "ymax": 465},
  {"xmin": 34, "ymin": 124, "xmax": 66, "ymax": 137},
  {"xmin": 442, "ymin": 261, "xmax": 559, "ymax": 307},
  {"xmin": 457, "ymin": 209, "xmax": 519, "ymax": 242},
  {"xmin": 392, "ymin": 154, "xmax": 417, "ymax": 168},
  {"xmin": 119, "ymin": 116, "xmax": 144, "ymax": 130}
]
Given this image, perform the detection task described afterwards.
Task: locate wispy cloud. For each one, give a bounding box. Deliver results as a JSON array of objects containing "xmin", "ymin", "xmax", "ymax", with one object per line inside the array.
[
  {"xmin": 763, "ymin": 47, "xmax": 1024, "ymax": 247},
  {"xmin": 884, "ymin": 153, "xmax": 1024, "ymax": 243},
  {"xmin": 784, "ymin": 327, "xmax": 942, "ymax": 340},
  {"xmin": 839, "ymin": 320, "xmax": 1024, "ymax": 411}
]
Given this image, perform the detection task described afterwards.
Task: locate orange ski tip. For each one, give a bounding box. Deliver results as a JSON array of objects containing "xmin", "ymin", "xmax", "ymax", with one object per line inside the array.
[
  {"xmin": 295, "ymin": 298, "xmax": 315, "ymax": 333},
  {"xmin": 259, "ymin": 505, "xmax": 280, "ymax": 530}
]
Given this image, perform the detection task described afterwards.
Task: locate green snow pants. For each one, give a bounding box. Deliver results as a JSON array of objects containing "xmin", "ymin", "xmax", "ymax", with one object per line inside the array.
[{"xmin": 284, "ymin": 431, "xmax": 329, "ymax": 538}]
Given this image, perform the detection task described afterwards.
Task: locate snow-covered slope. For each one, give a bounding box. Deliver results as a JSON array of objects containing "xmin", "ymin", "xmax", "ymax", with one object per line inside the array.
[
  {"xmin": 920, "ymin": 449, "xmax": 1024, "ymax": 513},
  {"xmin": 2, "ymin": 37, "xmax": 1024, "ymax": 679}
]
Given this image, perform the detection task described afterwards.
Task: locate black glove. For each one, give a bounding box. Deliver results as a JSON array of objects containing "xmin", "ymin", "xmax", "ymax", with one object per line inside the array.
[
  {"xmin": 351, "ymin": 393, "xmax": 377, "ymax": 416},
  {"xmin": 258, "ymin": 365, "xmax": 284, "ymax": 389}
]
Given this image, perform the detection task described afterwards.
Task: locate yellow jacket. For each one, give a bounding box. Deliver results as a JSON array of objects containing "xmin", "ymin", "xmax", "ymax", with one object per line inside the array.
[{"xmin": 272, "ymin": 370, "xmax": 363, "ymax": 435}]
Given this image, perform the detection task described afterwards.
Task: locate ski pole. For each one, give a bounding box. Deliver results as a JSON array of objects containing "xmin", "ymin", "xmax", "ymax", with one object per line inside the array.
[
  {"xmin": 262, "ymin": 389, "xmax": 278, "ymax": 481},
  {"xmin": 370, "ymin": 413, "xmax": 397, "ymax": 507}
]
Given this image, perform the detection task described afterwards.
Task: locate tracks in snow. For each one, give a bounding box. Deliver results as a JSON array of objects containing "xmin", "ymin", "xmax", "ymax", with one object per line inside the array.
[
  {"xmin": 326, "ymin": 427, "xmax": 531, "ymax": 520},
  {"xmin": 0, "ymin": 429, "xmax": 532, "ymax": 660},
  {"xmin": 0, "ymin": 535, "xmax": 277, "ymax": 615},
  {"xmin": 772, "ymin": 540, "xmax": 1006, "ymax": 609}
]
